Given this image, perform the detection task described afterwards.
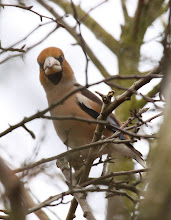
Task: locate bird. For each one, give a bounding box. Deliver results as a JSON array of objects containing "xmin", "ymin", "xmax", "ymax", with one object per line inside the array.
[{"xmin": 37, "ymin": 47, "xmax": 145, "ymax": 168}]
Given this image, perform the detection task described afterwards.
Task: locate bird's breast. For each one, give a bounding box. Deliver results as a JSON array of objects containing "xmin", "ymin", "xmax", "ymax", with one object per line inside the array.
[{"xmin": 47, "ymin": 92, "xmax": 96, "ymax": 150}]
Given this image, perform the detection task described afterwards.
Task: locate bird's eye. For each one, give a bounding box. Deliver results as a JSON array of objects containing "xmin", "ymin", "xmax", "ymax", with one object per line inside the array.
[
  {"xmin": 58, "ymin": 55, "xmax": 64, "ymax": 64},
  {"xmin": 38, "ymin": 62, "xmax": 44, "ymax": 70}
]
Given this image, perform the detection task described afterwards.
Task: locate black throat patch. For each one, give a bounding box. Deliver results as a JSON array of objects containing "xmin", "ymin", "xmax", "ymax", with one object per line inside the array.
[{"xmin": 46, "ymin": 70, "xmax": 62, "ymax": 85}]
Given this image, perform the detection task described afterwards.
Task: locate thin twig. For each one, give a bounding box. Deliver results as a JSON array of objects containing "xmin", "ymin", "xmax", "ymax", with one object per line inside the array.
[
  {"xmin": 14, "ymin": 139, "xmax": 133, "ymax": 174},
  {"xmin": 80, "ymin": 0, "xmax": 109, "ymax": 21},
  {"xmin": 1, "ymin": 69, "xmax": 161, "ymax": 139},
  {"xmin": 70, "ymin": 0, "xmax": 89, "ymax": 85},
  {"xmin": 81, "ymin": 168, "xmax": 150, "ymax": 187},
  {"xmin": 0, "ymin": 3, "xmax": 64, "ymax": 26},
  {"xmin": 0, "ymin": 44, "xmax": 25, "ymax": 52}
]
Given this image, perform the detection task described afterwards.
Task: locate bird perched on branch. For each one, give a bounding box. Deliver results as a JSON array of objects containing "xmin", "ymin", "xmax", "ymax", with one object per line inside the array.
[{"xmin": 37, "ymin": 47, "xmax": 145, "ymax": 168}]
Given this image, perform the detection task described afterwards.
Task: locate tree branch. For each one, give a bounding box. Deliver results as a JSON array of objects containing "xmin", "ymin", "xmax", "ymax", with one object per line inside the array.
[{"xmin": 0, "ymin": 3, "xmax": 64, "ymax": 26}]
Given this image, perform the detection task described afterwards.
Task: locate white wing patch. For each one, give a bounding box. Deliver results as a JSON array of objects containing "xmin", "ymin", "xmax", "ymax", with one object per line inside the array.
[{"xmin": 76, "ymin": 93, "xmax": 93, "ymax": 109}]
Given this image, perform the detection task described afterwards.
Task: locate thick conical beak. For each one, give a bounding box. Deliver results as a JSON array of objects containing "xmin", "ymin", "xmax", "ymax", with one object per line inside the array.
[{"xmin": 44, "ymin": 56, "xmax": 62, "ymax": 76}]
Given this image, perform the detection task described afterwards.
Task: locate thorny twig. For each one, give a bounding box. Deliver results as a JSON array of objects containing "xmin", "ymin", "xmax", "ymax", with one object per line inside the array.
[
  {"xmin": 0, "ymin": 3, "xmax": 64, "ymax": 26},
  {"xmin": 0, "ymin": 43, "xmax": 26, "ymax": 53}
]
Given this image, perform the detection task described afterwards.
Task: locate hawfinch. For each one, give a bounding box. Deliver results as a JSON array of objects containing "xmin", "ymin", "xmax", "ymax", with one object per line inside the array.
[{"xmin": 37, "ymin": 47, "xmax": 145, "ymax": 168}]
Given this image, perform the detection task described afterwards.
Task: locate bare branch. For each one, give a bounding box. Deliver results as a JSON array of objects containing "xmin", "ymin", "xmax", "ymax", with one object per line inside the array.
[
  {"xmin": 27, "ymin": 166, "xmax": 147, "ymax": 216},
  {"xmin": 0, "ymin": 69, "xmax": 161, "ymax": 139},
  {"xmin": 0, "ymin": 158, "xmax": 26, "ymax": 220},
  {"xmin": 105, "ymin": 66, "xmax": 161, "ymax": 115},
  {"xmin": 80, "ymin": 0, "xmax": 109, "ymax": 21},
  {"xmin": 14, "ymin": 139, "xmax": 133, "ymax": 174},
  {"xmin": 81, "ymin": 168, "xmax": 150, "ymax": 188},
  {"xmin": 0, "ymin": 43, "xmax": 25, "ymax": 52},
  {"xmin": 0, "ymin": 3, "xmax": 64, "ymax": 26},
  {"xmin": 56, "ymin": 159, "xmax": 96, "ymax": 220},
  {"xmin": 71, "ymin": 0, "xmax": 90, "ymax": 84},
  {"xmin": 0, "ymin": 21, "xmax": 53, "ymax": 56},
  {"xmin": 0, "ymin": 24, "xmax": 59, "ymax": 65},
  {"xmin": 38, "ymin": 0, "xmax": 111, "ymax": 78},
  {"xmin": 121, "ymin": 0, "xmax": 129, "ymax": 21}
]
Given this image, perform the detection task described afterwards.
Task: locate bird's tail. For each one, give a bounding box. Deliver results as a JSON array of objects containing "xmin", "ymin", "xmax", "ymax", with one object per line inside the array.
[
  {"xmin": 101, "ymin": 142, "xmax": 146, "ymax": 168},
  {"xmin": 125, "ymin": 143, "xmax": 146, "ymax": 167},
  {"xmin": 133, "ymin": 152, "xmax": 146, "ymax": 168}
]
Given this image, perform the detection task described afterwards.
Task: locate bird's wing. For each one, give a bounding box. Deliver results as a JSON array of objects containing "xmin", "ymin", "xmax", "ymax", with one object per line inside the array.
[
  {"xmin": 76, "ymin": 86, "xmax": 128, "ymax": 140},
  {"xmin": 75, "ymin": 86, "xmax": 145, "ymax": 166}
]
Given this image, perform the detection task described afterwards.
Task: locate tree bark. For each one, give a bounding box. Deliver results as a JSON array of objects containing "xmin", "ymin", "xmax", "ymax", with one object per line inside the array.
[{"xmin": 138, "ymin": 48, "xmax": 171, "ymax": 220}]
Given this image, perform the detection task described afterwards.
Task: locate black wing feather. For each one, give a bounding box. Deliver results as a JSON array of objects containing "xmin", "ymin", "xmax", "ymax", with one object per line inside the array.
[
  {"xmin": 78, "ymin": 102, "xmax": 99, "ymax": 119},
  {"xmin": 77, "ymin": 96, "xmax": 126, "ymax": 140}
]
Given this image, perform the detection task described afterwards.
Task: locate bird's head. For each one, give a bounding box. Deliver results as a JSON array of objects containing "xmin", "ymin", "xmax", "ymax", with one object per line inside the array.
[{"xmin": 37, "ymin": 47, "xmax": 74, "ymax": 90}]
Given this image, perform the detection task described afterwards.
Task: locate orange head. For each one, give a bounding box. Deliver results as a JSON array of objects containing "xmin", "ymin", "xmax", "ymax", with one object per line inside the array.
[{"xmin": 37, "ymin": 47, "xmax": 75, "ymax": 91}]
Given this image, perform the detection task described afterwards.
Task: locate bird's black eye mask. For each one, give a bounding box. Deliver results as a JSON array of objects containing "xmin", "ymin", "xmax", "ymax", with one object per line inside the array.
[{"xmin": 38, "ymin": 55, "xmax": 64, "ymax": 85}]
